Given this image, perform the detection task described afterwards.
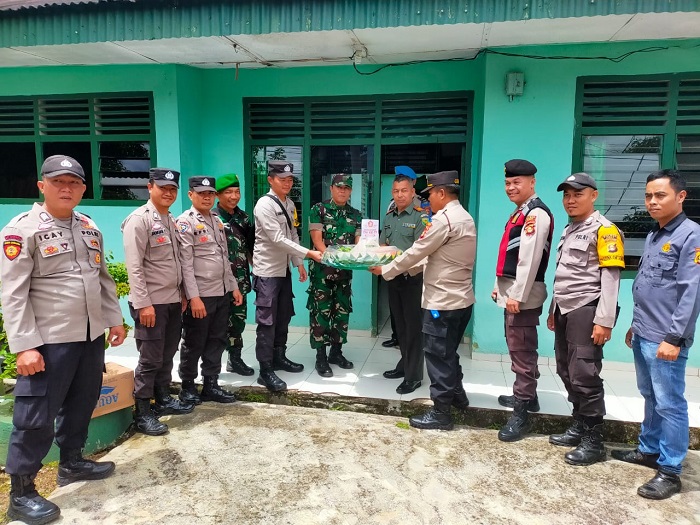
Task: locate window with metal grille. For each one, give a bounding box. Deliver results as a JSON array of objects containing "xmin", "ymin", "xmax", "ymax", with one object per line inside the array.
[
  {"xmin": 574, "ymin": 74, "xmax": 700, "ymax": 270},
  {"xmin": 0, "ymin": 93, "xmax": 155, "ymax": 203}
]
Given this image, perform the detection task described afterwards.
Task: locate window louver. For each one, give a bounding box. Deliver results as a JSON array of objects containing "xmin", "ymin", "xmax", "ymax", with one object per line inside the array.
[{"xmin": 580, "ymin": 79, "xmax": 670, "ymax": 129}]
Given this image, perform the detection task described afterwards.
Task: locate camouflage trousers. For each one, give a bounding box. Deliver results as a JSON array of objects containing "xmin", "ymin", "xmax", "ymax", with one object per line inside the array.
[
  {"xmin": 306, "ymin": 278, "xmax": 352, "ymax": 350},
  {"xmin": 226, "ymin": 294, "xmax": 248, "ymax": 351}
]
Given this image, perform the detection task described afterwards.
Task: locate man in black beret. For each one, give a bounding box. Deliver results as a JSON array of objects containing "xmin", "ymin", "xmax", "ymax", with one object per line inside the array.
[{"xmin": 492, "ymin": 159, "xmax": 554, "ymax": 442}]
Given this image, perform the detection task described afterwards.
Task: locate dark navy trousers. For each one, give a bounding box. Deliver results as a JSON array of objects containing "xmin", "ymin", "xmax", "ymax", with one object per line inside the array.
[{"xmin": 6, "ymin": 336, "xmax": 105, "ymax": 475}]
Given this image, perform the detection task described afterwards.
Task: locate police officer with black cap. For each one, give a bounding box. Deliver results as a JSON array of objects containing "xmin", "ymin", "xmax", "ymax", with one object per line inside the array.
[
  {"xmin": 176, "ymin": 176, "xmax": 243, "ymax": 405},
  {"xmin": 548, "ymin": 172, "xmax": 624, "ymax": 465},
  {"xmin": 371, "ymin": 171, "xmax": 476, "ymax": 430},
  {"xmin": 492, "ymin": 159, "xmax": 554, "ymax": 442},
  {"xmin": 252, "ymin": 161, "xmax": 322, "ymax": 391},
  {"xmin": 1, "ymin": 155, "xmax": 125, "ymax": 524},
  {"xmin": 122, "ymin": 168, "xmax": 194, "ymax": 437}
]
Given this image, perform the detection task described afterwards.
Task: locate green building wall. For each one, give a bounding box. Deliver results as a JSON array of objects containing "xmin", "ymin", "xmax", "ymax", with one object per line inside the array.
[{"xmin": 0, "ymin": 38, "xmax": 698, "ymax": 366}]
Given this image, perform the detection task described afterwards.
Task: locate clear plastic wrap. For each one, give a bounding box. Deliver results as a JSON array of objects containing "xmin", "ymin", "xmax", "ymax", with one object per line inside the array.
[{"xmin": 321, "ymin": 242, "xmax": 402, "ymax": 270}]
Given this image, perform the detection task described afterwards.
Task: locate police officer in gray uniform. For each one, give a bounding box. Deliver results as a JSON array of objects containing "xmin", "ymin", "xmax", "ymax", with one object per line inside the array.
[
  {"xmin": 1, "ymin": 155, "xmax": 125, "ymax": 525},
  {"xmin": 122, "ymin": 168, "xmax": 193, "ymax": 437},
  {"xmin": 176, "ymin": 176, "xmax": 243, "ymax": 405},
  {"xmin": 547, "ymin": 172, "xmax": 624, "ymax": 465},
  {"xmin": 371, "ymin": 171, "xmax": 476, "ymax": 430},
  {"xmin": 253, "ymin": 161, "xmax": 322, "ymax": 391}
]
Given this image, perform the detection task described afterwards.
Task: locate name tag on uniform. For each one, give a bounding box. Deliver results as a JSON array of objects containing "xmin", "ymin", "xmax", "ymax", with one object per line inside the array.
[{"xmin": 403, "ymin": 222, "xmax": 416, "ymax": 229}]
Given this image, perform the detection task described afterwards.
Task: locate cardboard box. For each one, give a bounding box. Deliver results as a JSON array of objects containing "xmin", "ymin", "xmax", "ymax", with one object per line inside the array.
[{"xmin": 92, "ymin": 362, "xmax": 134, "ymax": 418}]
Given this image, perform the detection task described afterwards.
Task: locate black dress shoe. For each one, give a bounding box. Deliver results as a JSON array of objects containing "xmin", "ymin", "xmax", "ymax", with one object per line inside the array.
[
  {"xmin": 610, "ymin": 448, "xmax": 660, "ymax": 469},
  {"xmin": 381, "ymin": 337, "xmax": 399, "ymax": 348},
  {"xmin": 637, "ymin": 470, "xmax": 682, "ymax": 500},
  {"xmin": 382, "ymin": 368, "xmax": 405, "ymax": 379},
  {"xmin": 396, "ymin": 380, "xmax": 421, "ymax": 394}
]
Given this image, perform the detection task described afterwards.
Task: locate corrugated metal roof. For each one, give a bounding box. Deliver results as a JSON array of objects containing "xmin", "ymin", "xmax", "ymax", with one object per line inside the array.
[
  {"xmin": 0, "ymin": 0, "xmax": 126, "ymax": 11},
  {"xmin": 0, "ymin": 0, "xmax": 699, "ymax": 47}
]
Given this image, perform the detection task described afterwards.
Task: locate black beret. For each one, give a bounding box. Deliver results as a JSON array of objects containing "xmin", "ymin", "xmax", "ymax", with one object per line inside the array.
[{"xmin": 505, "ymin": 159, "xmax": 537, "ymax": 177}]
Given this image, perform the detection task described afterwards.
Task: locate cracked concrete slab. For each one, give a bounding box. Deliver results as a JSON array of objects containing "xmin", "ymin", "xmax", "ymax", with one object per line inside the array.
[{"xmin": 31, "ymin": 403, "xmax": 700, "ymax": 525}]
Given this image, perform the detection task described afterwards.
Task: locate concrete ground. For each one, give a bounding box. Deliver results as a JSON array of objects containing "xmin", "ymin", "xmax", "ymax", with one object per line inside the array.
[{"xmin": 23, "ymin": 403, "xmax": 700, "ymax": 525}]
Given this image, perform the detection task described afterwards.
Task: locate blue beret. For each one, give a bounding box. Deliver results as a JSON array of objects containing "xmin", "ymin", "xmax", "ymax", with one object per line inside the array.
[{"xmin": 394, "ymin": 165, "xmax": 417, "ymax": 180}]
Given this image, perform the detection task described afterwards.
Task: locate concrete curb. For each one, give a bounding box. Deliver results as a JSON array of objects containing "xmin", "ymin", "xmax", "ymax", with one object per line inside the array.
[{"xmin": 232, "ymin": 386, "xmax": 700, "ymax": 450}]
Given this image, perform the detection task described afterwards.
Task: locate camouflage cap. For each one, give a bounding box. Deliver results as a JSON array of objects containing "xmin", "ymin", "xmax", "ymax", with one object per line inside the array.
[{"xmin": 331, "ymin": 174, "xmax": 353, "ymax": 188}]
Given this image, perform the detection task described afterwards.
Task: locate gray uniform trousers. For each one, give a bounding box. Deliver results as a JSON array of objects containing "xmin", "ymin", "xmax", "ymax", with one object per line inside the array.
[
  {"xmin": 130, "ymin": 302, "xmax": 182, "ymax": 399},
  {"xmin": 179, "ymin": 293, "xmax": 231, "ymax": 380},
  {"xmin": 423, "ymin": 306, "xmax": 473, "ymax": 405},
  {"xmin": 254, "ymin": 273, "xmax": 295, "ymax": 362},
  {"xmin": 6, "ymin": 335, "xmax": 105, "ymax": 475},
  {"xmin": 553, "ymin": 303, "xmax": 606, "ymax": 418},
  {"xmin": 388, "ymin": 274, "xmax": 424, "ymax": 382}
]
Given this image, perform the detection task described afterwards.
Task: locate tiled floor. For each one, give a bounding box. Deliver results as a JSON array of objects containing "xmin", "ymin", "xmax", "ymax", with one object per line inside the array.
[{"xmin": 106, "ymin": 325, "xmax": 700, "ymax": 428}]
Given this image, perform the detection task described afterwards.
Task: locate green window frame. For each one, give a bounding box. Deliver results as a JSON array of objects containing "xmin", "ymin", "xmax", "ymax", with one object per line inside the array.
[
  {"xmin": 573, "ymin": 74, "xmax": 700, "ymax": 271},
  {"xmin": 0, "ymin": 92, "xmax": 156, "ymax": 205},
  {"xmin": 243, "ymin": 92, "xmax": 472, "ymax": 247}
]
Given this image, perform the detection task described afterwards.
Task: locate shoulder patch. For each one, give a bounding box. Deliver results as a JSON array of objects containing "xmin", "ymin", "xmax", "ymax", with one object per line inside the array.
[
  {"xmin": 3, "ymin": 235, "xmax": 22, "ymax": 261},
  {"xmin": 597, "ymin": 224, "xmax": 625, "ymax": 268},
  {"xmin": 694, "ymin": 248, "xmax": 700, "ymax": 265},
  {"xmin": 178, "ymin": 221, "xmax": 190, "ymax": 234},
  {"xmin": 523, "ymin": 214, "xmax": 537, "ymax": 236}
]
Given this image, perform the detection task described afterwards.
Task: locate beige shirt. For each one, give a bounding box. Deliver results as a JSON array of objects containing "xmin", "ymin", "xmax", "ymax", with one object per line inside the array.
[
  {"xmin": 122, "ymin": 201, "xmax": 183, "ymax": 309},
  {"xmin": 382, "ymin": 200, "xmax": 476, "ymax": 310},
  {"xmin": 550, "ymin": 211, "xmax": 623, "ymax": 328},
  {"xmin": 252, "ymin": 190, "xmax": 308, "ymax": 278},
  {"xmin": 0, "ymin": 203, "xmax": 122, "ymax": 352},
  {"xmin": 494, "ymin": 196, "xmax": 551, "ymax": 310},
  {"xmin": 176, "ymin": 206, "xmax": 237, "ymax": 299}
]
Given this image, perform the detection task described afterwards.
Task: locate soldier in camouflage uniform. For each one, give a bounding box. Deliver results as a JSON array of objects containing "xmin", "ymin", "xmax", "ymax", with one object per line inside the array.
[
  {"xmin": 307, "ymin": 174, "xmax": 363, "ymax": 377},
  {"xmin": 216, "ymin": 173, "xmax": 255, "ymax": 376}
]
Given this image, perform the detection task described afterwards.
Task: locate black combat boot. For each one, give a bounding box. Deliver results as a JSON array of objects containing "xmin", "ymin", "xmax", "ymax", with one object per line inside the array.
[
  {"xmin": 564, "ymin": 423, "xmax": 606, "ymax": 466},
  {"xmin": 257, "ymin": 361, "xmax": 287, "ymax": 392},
  {"xmin": 56, "ymin": 449, "xmax": 115, "ymax": 487},
  {"xmin": 153, "ymin": 384, "xmax": 195, "ymax": 415},
  {"xmin": 315, "ymin": 347, "xmax": 333, "ymax": 377},
  {"xmin": 409, "ymin": 402, "xmax": 454, "ymax": 430},
  {"xmin": 226, "ymin": 337, "xmax": 254, "ymax": 376},
  {"xmin": 133, "ymin": 398, "xmax": 168, "ymax": 436},
  {"xmin": 179, "ymin": 380, "xmax": 202, "ymax": 406},
  {"xmin": 452, "ymin": 386, "xmax": 470, "ymax": 411},
  {"xmin": 200, "ymin": 375, "xmax": 237, "ymax": 403},
  {"xmin": 328, "ymin": 344, "xmax": 353, "ymax": 369},
  {"xmin": 497, "ymin": 394, "xmax": 540, "ymax": 412},
  {"xmin": 549, "ymin": 416, "xmax": 585, "ymax": 447},
  {"xmin": 638, "ymin": 470, "xmax": 682, "ymax": 500},
  {"xmin": 272, "ymin": 346, "xmax": 304, "ymax": 373},
  {"xmin": 8, "ymin": 473, "xmax": 61, "ymax": 525},
  {"xmin": 498, "ymin": 398, "xmax": 530, "ymax": 442}
]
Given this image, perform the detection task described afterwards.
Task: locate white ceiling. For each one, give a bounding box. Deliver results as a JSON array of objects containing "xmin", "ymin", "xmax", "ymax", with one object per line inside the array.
[{"xmin": 1, "ymin": 11, "xmax": 699, "ymax": 68}]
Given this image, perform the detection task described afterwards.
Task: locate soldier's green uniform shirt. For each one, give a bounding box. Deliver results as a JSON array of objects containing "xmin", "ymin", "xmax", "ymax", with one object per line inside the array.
[
  {"xmin": 217, "ymin": 203, "xmax": 253, "ymax": 350},
  {"xmin": 308, "ymin": 200, "xmax": 362, "ymax": 283},
  {"xmin": 380, "ymin": 204, "xmax": 429, "ymax": 252},
  {"xmin": 217, "ymin": 204, "xmax": 253, "ymax": 295},
  {"xmin": 307, "ymin": 199, "xmax": 362, "ymax": 349}
]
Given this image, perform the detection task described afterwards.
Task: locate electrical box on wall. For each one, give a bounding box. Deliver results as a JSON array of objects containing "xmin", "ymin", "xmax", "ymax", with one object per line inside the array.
[{"xmin": 505, "ymin": 72, "xmax": 525, "ymax": 100}]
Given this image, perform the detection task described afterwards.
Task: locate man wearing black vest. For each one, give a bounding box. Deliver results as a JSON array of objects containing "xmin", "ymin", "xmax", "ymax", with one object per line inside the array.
[{"xmin": 492, "ymin": 159, "xmax": 554, "ymax": 442}]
